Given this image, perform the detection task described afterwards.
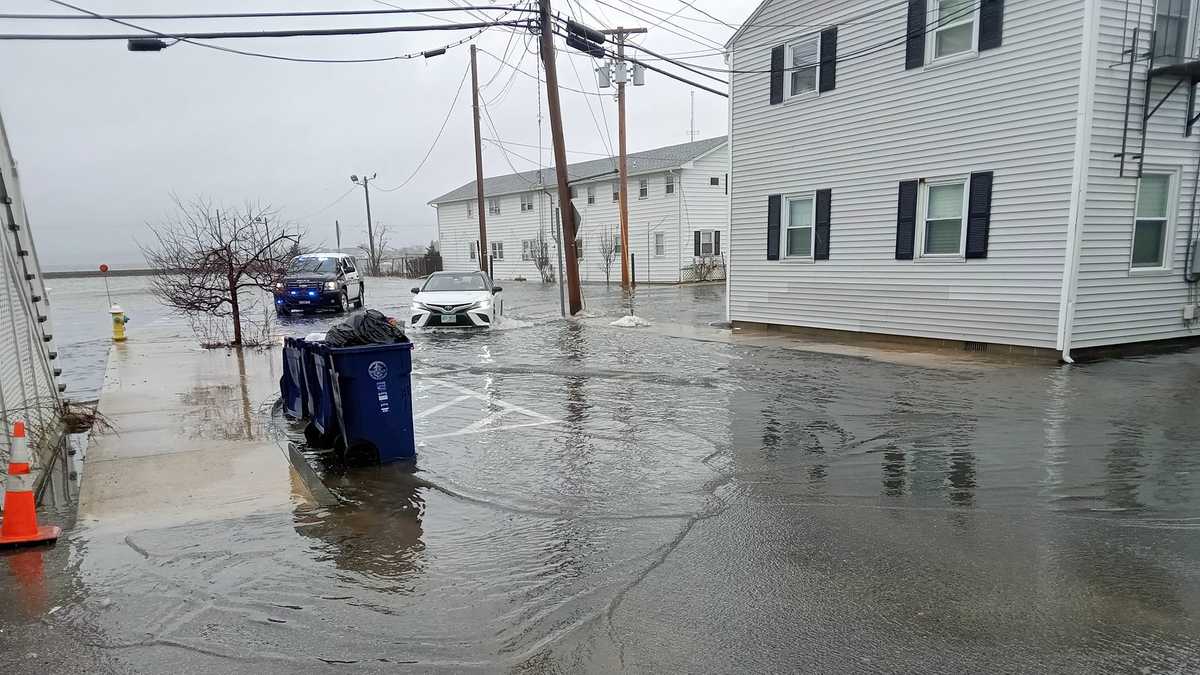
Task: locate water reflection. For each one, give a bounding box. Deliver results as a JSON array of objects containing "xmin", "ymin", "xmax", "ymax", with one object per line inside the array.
[{"xmin": 293, "ymin": 466, "xmax": 426, "ymax": 593}]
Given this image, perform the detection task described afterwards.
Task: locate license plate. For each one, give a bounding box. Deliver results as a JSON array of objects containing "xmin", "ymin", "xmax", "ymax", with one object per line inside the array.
[
  {"xmin": 299, "ymin": 300, "xmax": 311, "ymax": 305},
  {"xmin": 440, "ymin": 314, "xmax": 456, "ymax": 323}
]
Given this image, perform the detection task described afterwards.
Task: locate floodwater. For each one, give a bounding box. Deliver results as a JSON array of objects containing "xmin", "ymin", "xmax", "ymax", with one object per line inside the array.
[{"xmin": 3, "ymin": 276, "xmax": 1200, "ymax": 673}]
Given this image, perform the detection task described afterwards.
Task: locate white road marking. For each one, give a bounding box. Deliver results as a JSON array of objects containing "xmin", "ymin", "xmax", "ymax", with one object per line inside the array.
[
  {"xmin": 415, "ymin": 377, "xmax": 560, "ymax": 439},
  {"xmin": 413, "ymin": 394, "xmax": 474, "ymax": 420}
]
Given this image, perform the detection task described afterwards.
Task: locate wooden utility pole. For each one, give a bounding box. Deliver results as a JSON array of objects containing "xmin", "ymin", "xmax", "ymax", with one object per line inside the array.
[
  {"xmin": 600, "ymin": 26, "xmax": 646, "ymax": 291},
  {"xmin": 539, "ymin": 0, "xmax": 583, "ymax": 314},
  {"xmin": 470, "ymin": 43, "xmax": 489, "ymax": 275}
]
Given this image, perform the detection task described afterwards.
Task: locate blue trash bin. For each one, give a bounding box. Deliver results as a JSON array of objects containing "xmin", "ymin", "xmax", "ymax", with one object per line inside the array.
[
  {"xmin": 303, "ymin": 343, "xmax": 340, "ymax": 448},
  {"xmin": 280, "ymin": 338, "xmax": 307, "ymax": 419},
  {"xmin": 327, "ymin": 341, "xmax": 416, "ymax": 464}
]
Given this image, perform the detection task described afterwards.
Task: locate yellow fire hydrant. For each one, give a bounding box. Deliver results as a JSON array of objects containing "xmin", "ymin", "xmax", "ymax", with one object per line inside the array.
[{"xmin": 110, "ymin": 304, "xmax": 129, "ymax": 342}]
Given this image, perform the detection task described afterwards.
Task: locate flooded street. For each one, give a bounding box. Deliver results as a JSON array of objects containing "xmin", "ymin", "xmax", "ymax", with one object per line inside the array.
[{"xmin": 2, "ymin": 276, "xmax": 1199, "ymax": 672}]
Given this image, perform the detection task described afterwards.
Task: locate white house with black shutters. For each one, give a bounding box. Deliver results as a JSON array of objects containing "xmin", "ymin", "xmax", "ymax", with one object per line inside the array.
[
  {"xmin": 431, "ymin": 137, "xmax": 729, "ymax": 284},
  {"xmin": 726, "ymin": 0, "xmax": 1200, "ymax": 358}
]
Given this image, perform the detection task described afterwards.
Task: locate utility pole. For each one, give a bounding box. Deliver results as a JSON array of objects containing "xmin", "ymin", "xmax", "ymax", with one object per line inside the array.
[
  {"xmin": 335, "ymin": 219, "xmax": 341, "ymax": 250},
  {"xmin": 599, "ymin": 26, "xmax": 647, "ymax": 292},
  {"xmin": 470, "ymin": 43, "xmax": 490, "ymax": 276},
  {"xmin": 539, "ymin": 0, "xmax": 583, "ymax": 314},
  {"xmin": 350, "ymin": 173, "xmax": 377, "ymax": 274}
]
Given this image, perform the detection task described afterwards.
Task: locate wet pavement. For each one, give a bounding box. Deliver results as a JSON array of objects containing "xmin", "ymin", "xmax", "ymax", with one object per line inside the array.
[{"xmin": 2, "ymin": 277, "xmax": 1199, "ymax": 672}]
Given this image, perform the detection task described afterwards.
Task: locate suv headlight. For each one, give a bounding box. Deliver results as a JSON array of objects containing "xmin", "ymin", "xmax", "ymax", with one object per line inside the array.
[
  {"xmin": 274, "ymin": 282, "xmax": 284, "ymax": 291},
  {"xmin": 324, "ymin": 281, "xmax": 337, "ymax": 291}
]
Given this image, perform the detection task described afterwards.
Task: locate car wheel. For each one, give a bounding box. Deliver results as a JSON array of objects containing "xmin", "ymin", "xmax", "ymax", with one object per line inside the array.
[
  {"xmin": 355, "ymin": 284, "xmax": 365, "ymax": 308},
  {"xmin": 339, "ymin": 291, "xmax": 350, "ymax": 313}
]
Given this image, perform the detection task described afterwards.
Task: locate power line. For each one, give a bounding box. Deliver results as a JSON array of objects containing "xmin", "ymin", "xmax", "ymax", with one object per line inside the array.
[
  {"xmin": 549, "ymin": 27, "xmax": 727, "ymax": 96},
  {"xmin": 1, "ymin": 19, "xmax": 532, "ymax": 41},
  {"xmin": 673, "ymin": 0, "xmax": 738, "ymax": 30},
  {"xmin": 295, "ymin": 186, "xmax": 356, "ymax": 221},
  {"xmin": 477, "ymin": 45, "xmax": 608, "ymax": 95},
  {"xmin": 0, "ymin": 5, "xmax": 536, "ymax": 21},
  {"xmin": 18, "ymin": 0, "xmax": 527, "ymax": 64},
  {"xmin": 374, "ymin": 63, "xmax": 473, "ymax": 193},
  {"xmin": 592, "ymin": 0, "xmax": 725, "ymax": 50}
]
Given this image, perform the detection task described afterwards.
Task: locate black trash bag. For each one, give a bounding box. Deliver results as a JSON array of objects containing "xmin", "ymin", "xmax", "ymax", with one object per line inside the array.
[{"xmin": 325, "ymin": 309, "xmax": 408, "ymax": 347}]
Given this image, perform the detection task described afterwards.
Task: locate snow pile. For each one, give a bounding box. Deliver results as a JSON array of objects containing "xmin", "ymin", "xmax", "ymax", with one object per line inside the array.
[{"xmin": 609, "ymin": 314, "xmax": 652, "ymax": 328}]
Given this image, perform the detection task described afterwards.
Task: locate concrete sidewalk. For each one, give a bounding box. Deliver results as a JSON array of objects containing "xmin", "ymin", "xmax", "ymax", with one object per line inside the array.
[{"xmin": 78, "ymin": 339, "xmax": 314, "ymax": 533}]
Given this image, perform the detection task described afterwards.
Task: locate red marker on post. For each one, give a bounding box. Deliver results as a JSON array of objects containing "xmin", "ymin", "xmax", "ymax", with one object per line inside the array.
[{"xmin": 99, "ymin": 263, "xmax": 111, "ymax": 307}]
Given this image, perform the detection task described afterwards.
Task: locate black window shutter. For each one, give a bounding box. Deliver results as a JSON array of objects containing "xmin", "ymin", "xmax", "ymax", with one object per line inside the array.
[
  {"xmin": 767, "ymin": 195, "xmax": 781, "ymax": 260},
  {"xmin": 979, "ymin": 0, "xmax": 1004, "ymax": 51},
  {"xmin": 965, "ymin": 171, "xmax": 994, "ymax": 259},
  {"xmin": 895, "ymin": 180, "xmax": 919, "ymax": 260},
  {"xmin": 714, "ymin": 230, "xmax": 722, "ymax": 256},
  {"xmin": 905, "ymin": 0, "xmax": 927, "ymax": 70},
  {"xmin": 769, "ymin": 45, "xmax": 785, "ymax": 104},
  {"xmin": 819, "ymin": 27, "xmax": 837, "ymax": 93},
  {"xmin": 694, "ymin": 230, "xmax": 701, "ymax": 257},
  {"xmin": 814, "ymin": 189, "xmax": 832, "ymax": 260}
]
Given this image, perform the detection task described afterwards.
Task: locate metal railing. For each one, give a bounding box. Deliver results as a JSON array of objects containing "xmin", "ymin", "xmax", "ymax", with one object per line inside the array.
[{"xmin": 0, "ymin": 108, "xmax": 63, "ymax": 506}]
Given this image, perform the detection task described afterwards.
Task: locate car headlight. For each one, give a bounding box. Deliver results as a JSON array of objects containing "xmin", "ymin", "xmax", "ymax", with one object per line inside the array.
[
  {"xmin": 274, "ymin": 282, "xmax": 284, "ymax": 291},
  {"xmin": 324, "ymin": 281, "xmax": 337, "ymax": 291},
  {"xmin": 411, "ymin": 303, "xmax": 424, "ymax": 313},
  {"xmin": 473, "ymin": 300, "xmax": 491, "ymax": 310}
]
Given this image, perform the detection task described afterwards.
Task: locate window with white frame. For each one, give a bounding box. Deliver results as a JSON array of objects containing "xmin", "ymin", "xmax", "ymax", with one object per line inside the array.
[
  {"xmin": 1154, "ymin": 0, "xmax": 1193, "ymax": 63},
  {"xmin": 787, "ymin": 35, "xmax": 819, "ymax": 96},
  {"xmin": 469, "ymin": 241, "xmax": 478, "ymax": 260},
  {"xmin": 638, "ymin": 178, "xmax": 648, "ymax": 199},
  {"xmin": 521, "ymin": 239, "xmax": 534, "ymax": 260},
  {"xmin": 614, "ymin": 234, "xmax": 622, "ymax": 254},
  {"xmin": 612, "ymin": 183, "xmax": 619, "ymax": 202},
  {"xmin": 654, "ymin": 232, "xmax": 665, "ymax": 256},
  {"xmin": 665, "ymin": 174, "xmax": 675, "ymax": 195},
  {"xmin": 488, "ymin": 197, "xmax": 501, "ymax": 215},
  {"xmin": 575, "ymin": 236, "xmax": 584, "ymax": 259},
  {"xmin": 930, "ymin": 0, "xmax": 977, "ymax": 60},
  {"xmin": 490, "ymin": 241, "xmax": 504, "ymax": 260},
  {"xmin": 587, "ymin": 185, "xmax": 596, "ymax": 204},
  {"xmin": 920, "ymin": 180, "xmax": 967, "ymax": 256},
  {"xmin": 699, "ymin": 230, "xmax": 714, "ymax": 256},
  {"xmin": 520, "ymin": 194, "xmax": 534, "ymax": 212},
  {"xmin": 467, "ymin": 201, "xmax": 473, "ymax": 218},
  {"xmin": 1132, "ymin": 172, "xmax": 1174, "ymax": 268},
  {"xmin": 784, "ymin": 196, "xmax": 815, "ymax": 258}
]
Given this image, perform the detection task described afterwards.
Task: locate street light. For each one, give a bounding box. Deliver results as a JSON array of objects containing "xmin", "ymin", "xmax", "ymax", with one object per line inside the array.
[{"xmin": 351, "ymin": 173, "xmax": 378, "ymax": 275}]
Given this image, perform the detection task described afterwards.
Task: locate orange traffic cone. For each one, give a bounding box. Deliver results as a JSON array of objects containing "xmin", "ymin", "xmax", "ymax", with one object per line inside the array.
[{"xmin": 0, "ymin": 420, "xmax": 60, "ymax": 548}]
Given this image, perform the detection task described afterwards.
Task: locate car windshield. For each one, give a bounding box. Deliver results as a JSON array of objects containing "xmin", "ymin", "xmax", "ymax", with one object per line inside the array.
[
  {"xmin": 423, "ymin": 273, "xmax": 488, "ymax": 292},
  {"xmin": 288, "ymin": 257, "xmax": 337, "ymax": 274}
]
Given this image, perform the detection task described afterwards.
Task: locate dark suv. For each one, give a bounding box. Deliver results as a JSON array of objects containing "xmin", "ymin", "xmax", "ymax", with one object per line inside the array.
[{"xmin": 273, "ymin": 253, "xmax": 365, "ymax": 315}]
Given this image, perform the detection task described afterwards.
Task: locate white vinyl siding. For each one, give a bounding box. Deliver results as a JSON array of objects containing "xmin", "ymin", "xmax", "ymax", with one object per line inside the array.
[
  {"xmin": 1071, "ymin": 0, "xmax": 1200, "ymax": 349},
  {"xmin": 729, "ymin": 0, "xmax": 1083, "ymax": 348}
]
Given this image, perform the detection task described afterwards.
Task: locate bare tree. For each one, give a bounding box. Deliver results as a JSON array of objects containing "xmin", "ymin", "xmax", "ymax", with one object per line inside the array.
[
  {"xmin": 141, "ymin": 196, "xmax": 300, "ymax": 347},
  {"xmin": 687, "ymin": 253, "xmax": 727, "ymax": 282},
  {"xmin": 598, "ymin": 229, "xmax": 619, "ymax": 285},
  {"xmin": 358, "ymin": 222, "xmax": 390, "ymax": 275},
  {"xmin": 532, "ymin": 226, "xmax": 555, "ymax": 283}
]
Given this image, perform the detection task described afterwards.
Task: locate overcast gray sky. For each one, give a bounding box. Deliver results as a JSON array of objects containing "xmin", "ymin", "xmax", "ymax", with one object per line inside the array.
[{"xmin": 0, "ymin": 0, "xmax": 756, "ymax": 269}]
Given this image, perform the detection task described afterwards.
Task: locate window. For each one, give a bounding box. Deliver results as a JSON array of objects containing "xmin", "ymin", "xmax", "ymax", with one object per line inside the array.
[
  {"xmin": 1132, "ymin": 173, "xmax": 1173, "ymax": 268},
  {"xmin": 468, "ymin": 241, "xmax": 478, "ymax": 260},
  {"xmin": 490, "ymin": 241, "xmax": 504, "ymax": 260},
  {"xmin": 710, "ymin": 177, "xmax": 721, "ymax": 186},
  {"xmin": 612, "ymin": 183, "xmax": 620, "ymax": 202},
  {"xmin": 344, "ymin": 258, "xmax": 357, "ymax": 273},
  {"xmin": 575, "ymin": 236, "xmax": 584, "ymax": 259},
  {"xmin": 930, "ymin": 0, "xmax": 976, "ymax": 60},
  {"xmin": 665, "ymin": 174, "xmax": 675, "ymax": 195},
  {"xmin": 700, "ymin": 231, "xmax": 715, "ymax": 256},
  {"xmin": 587, "ymin": 185, "xmax": 596, "ymax": 204},
  {"xmin": 784, "ymin": 196, "xmax": 815, "ymax": 258},
  {"xmin": 467, "ymin": 201, "xmax": 473, "ymax": 218},
  {"xmin": 488, "ymin": 197, "xmax": 501, "ymax": 215},
  {"xmin": 787, "ymin": 35, "xmax": 819, "ymax": 96},
  {"xmin": 1154, "ymin": 0, "xmax": 1192, "ymax": 63},
  {"xmin": 520, "ymin": 194, "xmax": 534, "ymax": 212},
  {"xmin": 521, "ymin": 239, "xmax": 533, "ymax": 260},
  {"xmin": 654, "ymin": 232, "xmax": 665, "ymax": 256},
  {"xmin": 638, "ymin": 178, "xmax": 648, "ymax": 199},
  {"xmin": 921, "ymin": 180, "xmax": 967, "ymax": 256}
]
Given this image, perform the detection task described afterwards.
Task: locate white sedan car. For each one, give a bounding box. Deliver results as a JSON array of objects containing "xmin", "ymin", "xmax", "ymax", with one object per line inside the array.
[{"xmin": 409, "ymin": 271, "xmax": 503, "ymax": 328}]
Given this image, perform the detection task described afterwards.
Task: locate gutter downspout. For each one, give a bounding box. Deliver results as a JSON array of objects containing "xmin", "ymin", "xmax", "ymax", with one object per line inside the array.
[
  {"xmin": 1056, "ymin": 0, "xmax": 1103, "ymax": 364},
  {"xmin": 725, "ymin": 48, "xmax": 734, "ymax": 323}
]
